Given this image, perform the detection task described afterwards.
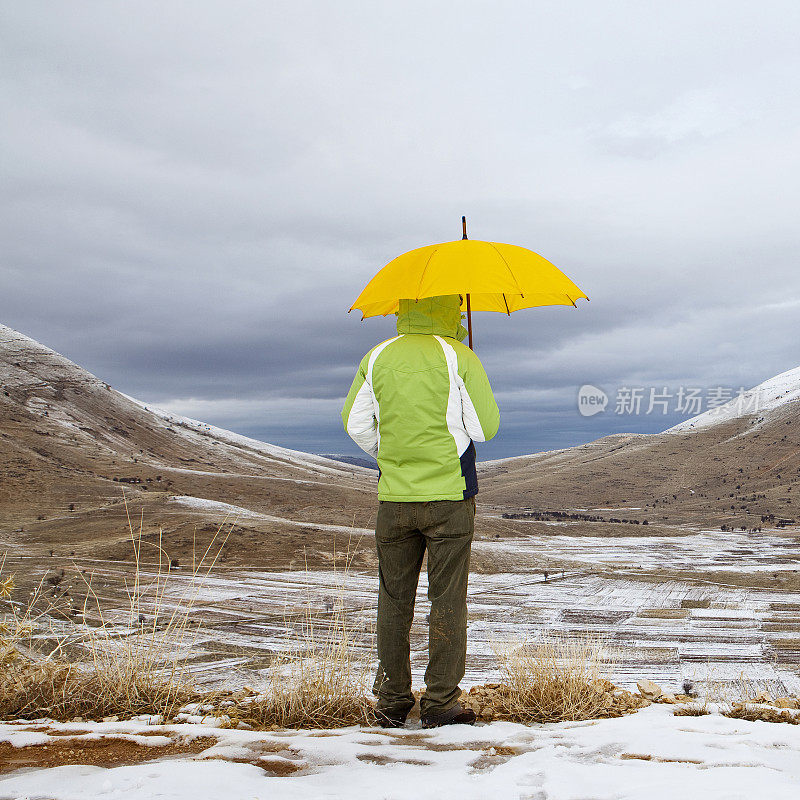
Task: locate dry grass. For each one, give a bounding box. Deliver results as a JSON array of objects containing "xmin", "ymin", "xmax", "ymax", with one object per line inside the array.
[
  {"xmin": 235, "ymin": 619, "xmax": 373, "ymax": 729},
  {"xmin": 233, "ymin": 540, "xmax": 374, "ymax": 729},
  {"xmin": 0, "ymin": 497, "xmax": 230, "ymax": 721},
  {"xmin": 672, "ymin": 705, "xmax": 709, "ymax": 716},
  {"xmin": 673, "ymin": 670, "xmax": 762, "ymax": 718},
  {"xmin": 1, "ymin": 513, "xmax": 375, "ymax": 729},
  {"xmin": 723, "ymin": 704, "xmax": 800, "ymax": 725},
  {"xmin": 491, "ymin": 633, "xmax": 620, "ymax": 723}
]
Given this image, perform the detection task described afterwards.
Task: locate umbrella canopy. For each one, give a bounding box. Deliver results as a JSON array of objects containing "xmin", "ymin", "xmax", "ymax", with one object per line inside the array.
[{"xmin": 349, "ymin": 220, "xmax": 588, "ymax": 348}]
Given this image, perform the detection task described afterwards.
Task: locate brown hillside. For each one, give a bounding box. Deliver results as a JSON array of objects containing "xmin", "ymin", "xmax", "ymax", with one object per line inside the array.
[
  {"xmin": 3, "ymin": 321, "xmax": 800, "ymax": 577},
  {"xmin": 0, "ymin": 323, "xmax": 377, "ymax": 569},
  {"xmin": 480, "ymin": 409, "xmax": 800, "ymax": 530}
]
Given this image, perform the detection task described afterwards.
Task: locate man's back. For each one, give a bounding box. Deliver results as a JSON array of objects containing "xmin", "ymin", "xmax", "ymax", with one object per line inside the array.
[
  {"xmin": 341, "ymin": 294, "xmax": 500, "ymax": 728},
  {"xmin": 342, "ymin": 295, "xmax": 499, "ymax": 501}
]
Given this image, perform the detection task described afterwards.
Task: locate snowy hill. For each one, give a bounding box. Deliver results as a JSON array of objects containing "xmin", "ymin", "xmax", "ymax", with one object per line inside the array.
[
  {"xmin": 0, "ymin": 322, "xmax": 357, "ymax": 478},
  {"xmin": 667, "ymin": 365, "xmax": 800, "ymax": 433}
]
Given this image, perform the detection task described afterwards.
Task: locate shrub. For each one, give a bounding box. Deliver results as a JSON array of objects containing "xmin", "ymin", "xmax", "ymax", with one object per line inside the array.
[
  {"xmin": 491, "ymin": 633, "xmax": 619, "ymax": 723},
  {"xmin": 234, "ymin": 543, "xmax": 373, "ymax": 729}
]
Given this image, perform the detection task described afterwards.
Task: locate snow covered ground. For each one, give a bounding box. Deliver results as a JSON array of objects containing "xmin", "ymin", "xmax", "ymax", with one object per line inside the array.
[
  {"xmin": 2, "ymin": 705, "xmax": 800, "ymax": 800},
  {"xmin": 21, "ymin": 563, "xmax": 796, "ymax": 698},
  {"xmin": 484, "ymin": 526, "xmax": 800, "ymax": 572}
]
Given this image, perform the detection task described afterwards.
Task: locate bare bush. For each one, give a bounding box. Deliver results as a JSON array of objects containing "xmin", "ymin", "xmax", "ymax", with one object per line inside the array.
[{"xmin": 491, "ymin": 633, "xmax": 619, "ymax": 723}]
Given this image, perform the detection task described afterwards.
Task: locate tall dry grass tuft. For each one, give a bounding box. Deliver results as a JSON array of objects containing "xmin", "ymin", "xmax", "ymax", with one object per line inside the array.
[
  {"xmin": 0, "ymin": 552, "xmax": 81, "ymax": 720},
  {"xmin": 236, "ymin": 538, "xmax": 374, "ymax": 729},
  {"xmin": 239, "ymin": 614, "xmax": 373, "ymax": 729},
  {"xmin": 493, "ymin": 632, "xmax": 618, "ymax": 723},
  {"xmin": 0, "ymin": 497, "xmax": 231, "ymax": 721}
]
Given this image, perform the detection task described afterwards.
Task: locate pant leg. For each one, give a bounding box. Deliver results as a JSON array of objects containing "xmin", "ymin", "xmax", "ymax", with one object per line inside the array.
[
  {"xmin": 419, "ymin": 497, "xmax": 475, "ymax": 718},
  {"xmin": 373, "ymin": 500, "xmax": 426, "ymax": 716}
]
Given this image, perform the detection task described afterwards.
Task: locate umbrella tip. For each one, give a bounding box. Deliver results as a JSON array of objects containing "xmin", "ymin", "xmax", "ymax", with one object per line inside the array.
[{"xmin": 461, "ymin": 215, "xmax": 468, "ymax": 240}]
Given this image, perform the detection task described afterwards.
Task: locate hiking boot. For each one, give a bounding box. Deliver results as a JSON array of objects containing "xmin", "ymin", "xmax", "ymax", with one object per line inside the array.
[
  {"xmin": 372, "ymin": 709, "xmax": 408, "ymax": 729},
  {"xmin": 421, "ymin": 702, "xmax": 476, "ymax": 729}
]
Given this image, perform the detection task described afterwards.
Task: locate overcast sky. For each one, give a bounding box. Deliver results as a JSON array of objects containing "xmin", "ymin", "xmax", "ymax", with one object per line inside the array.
[{"xmin": 2, "ymin": 1, "xmax": 800, "ymax": 459}]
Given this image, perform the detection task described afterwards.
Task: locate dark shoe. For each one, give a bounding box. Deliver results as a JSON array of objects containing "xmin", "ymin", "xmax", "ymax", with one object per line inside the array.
[
  {"xmin": 372, "ymin": 709, "xmax": 407, "ymax": 729},
  {"xmin": 421, "ymin": 702, "xmax": 476, "ymax": 729}
]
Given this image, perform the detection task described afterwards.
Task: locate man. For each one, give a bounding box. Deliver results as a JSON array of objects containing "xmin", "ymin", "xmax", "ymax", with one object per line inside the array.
[{"xmin": 341, "ymin": 294, "xmax": 499, "ymax": 728}]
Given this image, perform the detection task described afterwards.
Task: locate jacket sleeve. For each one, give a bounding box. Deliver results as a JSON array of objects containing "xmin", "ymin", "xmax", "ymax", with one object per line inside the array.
[
  {"xmin": 341, "ymin": 352, "xmax": 379, "ymax": 457},
  {"xmin": 456, "ymin": 346, "xmax": 500, "ymax": 442}
]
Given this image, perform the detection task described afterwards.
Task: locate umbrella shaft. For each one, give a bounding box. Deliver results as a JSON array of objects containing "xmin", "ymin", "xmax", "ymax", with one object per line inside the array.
[{"xmin": 466, "ymin": 293, "xmax": 473, "ymax": 350}]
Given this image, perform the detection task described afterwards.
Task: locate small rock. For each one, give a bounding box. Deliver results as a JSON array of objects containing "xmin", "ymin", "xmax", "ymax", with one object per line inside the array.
[
  {"xmin": 102, "ymin": 715, "xmax": 119, "ymax": 723},
  {"xmin": 637, "ymin": 680, "xmax": 663, "ymax": 700}
]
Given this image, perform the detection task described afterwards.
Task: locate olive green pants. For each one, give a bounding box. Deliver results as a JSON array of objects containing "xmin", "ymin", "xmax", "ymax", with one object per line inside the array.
[{"xmin": 372, "ymin": 497, "xmax": 475, "ymax": 718}]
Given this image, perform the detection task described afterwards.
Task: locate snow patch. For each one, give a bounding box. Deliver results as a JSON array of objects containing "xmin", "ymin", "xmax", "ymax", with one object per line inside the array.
[
  {"xmin": 2, "ymin": 706, "xmax": 800, "ymax": 799},
  {"xmin": 168, "ymin": 496, "xmax": 373, "ymax": 535}
]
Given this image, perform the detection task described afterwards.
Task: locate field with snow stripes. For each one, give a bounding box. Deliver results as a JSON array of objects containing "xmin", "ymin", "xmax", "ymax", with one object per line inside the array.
[{"xmin": 6, "ymin": 525, "xmax": 800, "ymax": 699}]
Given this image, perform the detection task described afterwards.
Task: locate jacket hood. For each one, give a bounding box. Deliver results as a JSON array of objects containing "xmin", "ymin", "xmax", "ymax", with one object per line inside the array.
[{"xmin": 396, "ymin": 295, "xmax": 468, "ymax": 341}]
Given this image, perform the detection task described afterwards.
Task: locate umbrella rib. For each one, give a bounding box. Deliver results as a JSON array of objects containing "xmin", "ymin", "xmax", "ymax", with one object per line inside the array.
[
  {"xmin": 416, "ymin": 247, "xmax": 439, "ymax": 300},
  {"xmin": 502, "ymin": 293, "xmax": 511, "ymax": 315},
  {"xmin": 488, "ymin": 243, "xmax": 525, "ymax": 297}
]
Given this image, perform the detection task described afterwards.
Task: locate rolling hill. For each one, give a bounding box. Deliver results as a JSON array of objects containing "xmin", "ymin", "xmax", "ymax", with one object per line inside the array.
[
  {"xmin": 0, "ymin": 323, "xmax": 377, "ymax": 568},
  {"xmin": 480, "ymin": 367, "xmax": 800, "ymax": 531},
  {"xmin": 3, "ymin": 320, "xmax": 800, "ymax": 576}
]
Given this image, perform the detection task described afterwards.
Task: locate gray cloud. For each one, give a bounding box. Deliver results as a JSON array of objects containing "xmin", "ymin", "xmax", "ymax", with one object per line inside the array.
[{"xmin": 2, "ymin": 1, "xmax": 800, "ymax": 459}]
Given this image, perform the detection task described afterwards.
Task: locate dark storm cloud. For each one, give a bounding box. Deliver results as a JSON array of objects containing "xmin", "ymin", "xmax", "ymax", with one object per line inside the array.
[{"xmin": 2, "ymin": 1, "xmax": 800, "ymax": 459}]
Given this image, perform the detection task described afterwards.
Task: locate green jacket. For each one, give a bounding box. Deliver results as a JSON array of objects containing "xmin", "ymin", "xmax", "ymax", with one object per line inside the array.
[{"xmin": 342, "ymin": 295, "xmax": 500, "ymax": 501}]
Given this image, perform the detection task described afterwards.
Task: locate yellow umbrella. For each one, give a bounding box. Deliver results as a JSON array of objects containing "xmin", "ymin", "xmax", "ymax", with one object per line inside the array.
[{"xmin": 350, "ymin": 217, "xmax": 588, "ymax": 348}]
